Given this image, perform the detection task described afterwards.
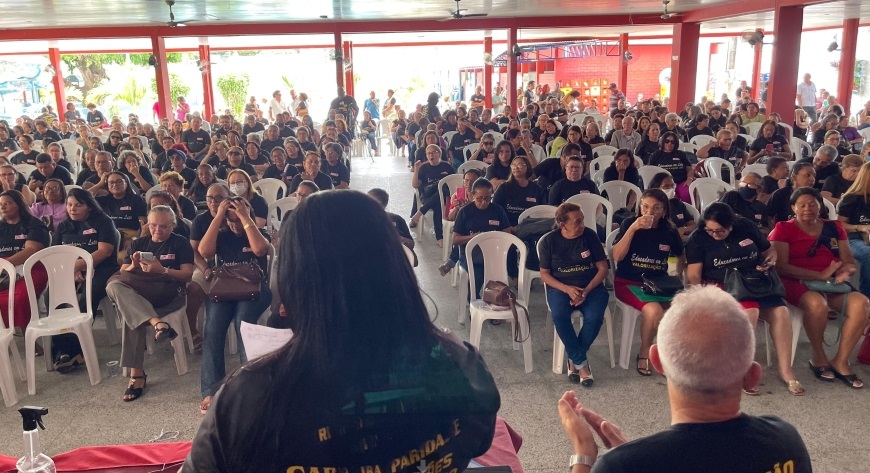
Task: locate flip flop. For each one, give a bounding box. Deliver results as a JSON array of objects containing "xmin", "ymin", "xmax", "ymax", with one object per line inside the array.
[
  {"xmin": 636, "ymin": 355, "xmax": 652, "ymax": 376},
  {"xmin": 781, "ymin": 379, "xmax": 806, "ymax": 396},
  {"xmin": 808, "ymin": 361, "xmax": 835, "ymax": 382},
  {"xmin": 830, "ymin": 368, "xmax": 864, "ymax": 389}
]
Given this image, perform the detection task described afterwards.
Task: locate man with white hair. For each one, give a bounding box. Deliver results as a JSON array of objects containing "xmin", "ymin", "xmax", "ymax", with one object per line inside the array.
[
  {"xmin": 557, "ymin": 285, "xmax": 811, "ymax": 472},
  {"xmin": 609, "ymin": 116, "xmax": 641, "ymax": 150}
]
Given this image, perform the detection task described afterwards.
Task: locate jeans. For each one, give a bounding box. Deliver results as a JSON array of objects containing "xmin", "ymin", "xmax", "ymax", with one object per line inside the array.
[
  {"xmin": 419, "ymin": 188, "xmax": 444, "ymax": 239},
  {"xmin": 200, "ymin": 285, "xmax": 272, "ymax": 397},
  {"xmin": 848, "ymin": 239, "xmax": 870, "ymax": 298},
  {"xmin": 362, "ymin": 131, "xmax": 377, "ymax": 152},
  {"xmin": 547, "ymin": 285, "xmax": 609, "ymax": 367}
]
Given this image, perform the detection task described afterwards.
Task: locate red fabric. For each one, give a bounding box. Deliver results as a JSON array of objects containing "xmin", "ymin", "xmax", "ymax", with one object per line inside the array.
[
  {"xmin": 0, "ymin": 418, "xmax": 523, "ymax": 473},
  {"xmin": 614, "ymin": 276, "xmax": 650, "ymax": 311},
  {"xmin": 0, "ymin": 263, "xmax": 47, "ymax": 329}
]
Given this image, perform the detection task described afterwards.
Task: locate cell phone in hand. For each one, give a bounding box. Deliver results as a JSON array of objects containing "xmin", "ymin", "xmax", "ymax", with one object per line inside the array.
[{"xmin": 140, "ymin": 252, "xmax": 154, "ymax": 262}]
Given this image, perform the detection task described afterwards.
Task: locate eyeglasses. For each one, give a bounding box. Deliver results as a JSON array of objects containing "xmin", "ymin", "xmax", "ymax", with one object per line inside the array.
[
  {"xmin": 205, "ymin": 196, "xmax": 226, "ymax": 203},
  {"xmin": 482, "ymin": 141, "xmax": 494, "ymax": 146},
  {"xmin": 705, "ymin": 227, "xmax": 729, "ymax": 236},
  {"xmin": 640, "ymin": 204, "xmax": 664, "ymax": 212},
  {"xmin": 510, "ymin": 163, "xmax": 528, "ymax": 168},
  {"xmin": 228, "ymin": 151, "xmax": 242, "ymax": 156},
  {"xmin": 148, "ymin": 223, "xmax": 172, "ymax": 231},
  {"xmin": 107, "ymin": 180, "xmax": 125, "ymax": 186}
]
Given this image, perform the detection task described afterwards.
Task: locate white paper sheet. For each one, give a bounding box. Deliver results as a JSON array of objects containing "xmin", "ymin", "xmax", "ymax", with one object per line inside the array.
[{"xmin": 239, "ymin": 321, "xmax": 293, "ymax": 360}]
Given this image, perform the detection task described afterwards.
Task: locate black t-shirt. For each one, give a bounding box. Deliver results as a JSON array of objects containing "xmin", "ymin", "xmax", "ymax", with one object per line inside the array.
[
  {"xmin": 125, "ymin": 233, "xmax": 194, "ymax": 270},
  {"xmin": 453, "ymin": 203, "xmax": 510, "ymax": 263},
  {"xmin": 767, "ymin": 185, "xmax": 830, "ymax": 222},
  {"xmin": 602, "ymin": 166, "xmax": 641, "ymax": 188},
  {"xmin": 533, "ymin": 159, "xmax": 564, "ymax": 193},
  {"xmin": 324, "ymin": 161, "xmax": 351, "ymax": 187},
  {"xmin": 809, "ymin": 162, "xmax": 839, "ymax": 190},
  {"xmin": 485, "ymin": 161, "xmax": 511, "ymax": 182},
  {"xmin": 821, "ymin": 173, "xmax": 852, "ymax": 199},
  {"xmin": 417, "ymin": 162, "xmax": 454, "ymax": 195},
  {"xmin": 76, "ymin": 168, "xmax": 97, "ymax": 187},
  {"xmin": 184, "ymin": 332, "xmax": 499, "ymax": 473},
  {"xmin": 836, "ymin": 193, "xmax": 870, "ymax": 241},
  {"xmin": 0, "ymin": 218, "xmax": 50, "ymax": 257},
  {"xmin": 538, "ymin": 228, "xmax": 606, "ymax": 287},
  {"xmin": 262, "ymin": 164, "xmax": 285, "ymax": 181},
  {"xmin": 86, "ymin": 110, "xmax": 106, "ymax": 126},
  {"xmin": 548, "ymin": 178, "xmax": 599, "ymax": 205},
  {"xmin": 387, "ymin": 212, "xmax": 413, "ymax": 242},
  {"xmin": 0, "ymin": 138, "xmax": 19, "ymax": 154},
  {"xmin": 686, "ymin": 126, "xmax": 714, "ymax": 140},
  {"xmin": 719, "ymin": 191, "xmax": 769, "ymax": 229},
  {"xmin": 448, "ymin": 130, "xmax": 478, "ymax": 163},
  {"xmin": 245, "ymin": 151, "xmax": 271, "ymax": 167},
  {"xmin": 52, "ymin": 212, "xmax": 119, "ymax": 271},
  {"xmin": 648, "ymin": 150, "xmax": 691, "ymax": 183},
  {"xmin": 242, "ymin": 123, "xmax": 265, "ymax": 135},
  {"xmin": 120, "ymin": 166, "xmax": 156, "ymax": 191},
  {"xmin": 479, "ymin": 121, "xmax": 500, "ymax": 133},
  {"xmin": 250, "ymin": 194, "xmax": 268, "ymax": 220},
  {"xmin": 172, "ymin": 167, "xmax": 197, "ymax": 192},
  {"xmin": 182, "ymin": 129, "xmax": 211, "ymax": 154},
  {"xmin": 750, "ymin": 135, "xmax": 788, "ymax": 155},
  {"xmin": 493, "ymin": 180, "xmax": 546, "ymax": 226},
  {"xmin": 762, "ymin": 175, "xmax": 781, "ymax": 195},
  {"xmin": 277, "ymin": 126, "xmax": 296, "ymax": 138},
  {"xmin": 216, "ymin": 163, "xmax": 257, "ymax": 180},
  {"xmin": 614, "ymin": 217, "xmax": 683, "ymax": 282},
  {"xmin": 592, "ymin": 414, "xmax": 811, "ymax": 473},
  {"xmin": 686, "ymin": 218, "xmax": 768, "ymax": 283},
  {"xmin": 733, "ymin": 134, "xmax": 749, "ymax": 151},
  {"xmin": 190, "ymin": 211, "xmax": 215, "ymax": 241},
  {"xmin": 215, "ymin": 227, "xmax": 270, "ymax": 273},
  {"xmin": 96, "ymin": 193, "xmax": 147, "ymax": 231},
  {"xmin": 29, "ymin": 165, "xmax": 73, "ymax": 185},
  {"xmin": 668, "ymin": 199, "xmax": 694, "ymax": 228},
  {"xmin": 706, "ymin": 146, "xmax": 746, "ymax": 170},
  {"xmin": 12, "ymin": 150, "xmax": 39, "ymax": 165},
  {"xmin": 288, "ymin": 172, "xmax": 334, "ymax": 194},
  {"xmin": 260, "ymin": 138, "xmax": 284, "ymax": 155},
  {"xmin": 329, "ymin": 95, "xmax": 358, "ymax": 117},
  {"xmin": 177, "ymin": 195, "xmax": 197, "ymax": 221}
]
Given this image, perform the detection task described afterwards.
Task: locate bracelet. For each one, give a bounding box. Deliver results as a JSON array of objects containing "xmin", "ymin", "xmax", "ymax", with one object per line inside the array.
[{"xmin": 243, "ymin": 222, "xmax": 253, "ymax": 230}]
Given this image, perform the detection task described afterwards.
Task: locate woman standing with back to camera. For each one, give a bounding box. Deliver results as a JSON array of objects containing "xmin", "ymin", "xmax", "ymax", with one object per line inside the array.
[{"xmin": 186, "ymin": 190, "xmax": 500, "ymax": 472}]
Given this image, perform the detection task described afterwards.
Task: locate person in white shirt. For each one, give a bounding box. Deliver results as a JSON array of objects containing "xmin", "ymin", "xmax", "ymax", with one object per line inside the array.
[
  {"xmin": 796, "ymin": 73, "xmax": 818, "ymax": 123},
  {"xmin": 288, "ymin": 89, "xmax": 300, "ymax": 112},
  {"xmin": 610, "ymin": 116, "xmax": 642, "ymax": 150},
  {"xmin": 269, "ymin": 90, "xmax": 288, "ymax": 122}
]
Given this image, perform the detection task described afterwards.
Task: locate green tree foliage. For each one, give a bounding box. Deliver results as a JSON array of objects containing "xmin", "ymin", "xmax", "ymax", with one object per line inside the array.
[
  {"xmin": 150, "ymin": 72, "xmax": 191, "ymax": 103},
  {"xmin": 114, "ymin": 75, "xmax": 148, "ymax": 107},
  {"xmin": 216, "ymin": 73, "xmax": 250, "ymax": 117},
  {"xmin": 61, "ymin": 53, "xmax": 181, "ymax": 100}
]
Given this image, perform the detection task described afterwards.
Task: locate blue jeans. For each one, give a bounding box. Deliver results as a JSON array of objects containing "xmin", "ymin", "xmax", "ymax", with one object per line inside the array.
[
  {"xmin": 848, "ymin": 239, "xmax": 870, "ymax": 298},
  {"xmin": 547, "ymin": 285, "xmax": 609, "ymax": 367},
  {"xmin": 200, "ymin": 285, "xmax": 272, "ymax": 397}
]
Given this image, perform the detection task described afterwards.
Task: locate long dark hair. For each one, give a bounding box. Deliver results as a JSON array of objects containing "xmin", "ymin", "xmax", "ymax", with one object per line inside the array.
[
  {"xmin": 0, "ymin": 190, "xmax": 37, "ymax": 225},
  {"xmin": 67, "ymin": 187, "xmax": 108, "ymax": 219}
]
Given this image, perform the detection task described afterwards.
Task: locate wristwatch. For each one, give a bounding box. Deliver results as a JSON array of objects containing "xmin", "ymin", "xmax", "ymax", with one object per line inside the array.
[{"xmin": 569, "ymin": 454, "xmax": 596, "ymax": 469}]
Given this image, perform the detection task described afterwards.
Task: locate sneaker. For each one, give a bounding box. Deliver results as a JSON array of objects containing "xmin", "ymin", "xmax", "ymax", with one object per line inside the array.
[{"xmin": 54, "ymin": 354, "xmax": 84, "ymax": 374}]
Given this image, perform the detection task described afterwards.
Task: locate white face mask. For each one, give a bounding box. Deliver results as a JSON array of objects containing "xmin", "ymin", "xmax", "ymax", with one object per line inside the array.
[
  {"xmin": 229, "ymin": 183, "xmax": 248, "ymax": 196},
  {"xmin": 663, "ymin": 188, "xmax": 676, "ymax": 199}
]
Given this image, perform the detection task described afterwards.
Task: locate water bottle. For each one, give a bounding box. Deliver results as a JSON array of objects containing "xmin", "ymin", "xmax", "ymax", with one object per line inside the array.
[{"xmin": 16, "ymin": 406, "xmax": 56, "ymax": 473}]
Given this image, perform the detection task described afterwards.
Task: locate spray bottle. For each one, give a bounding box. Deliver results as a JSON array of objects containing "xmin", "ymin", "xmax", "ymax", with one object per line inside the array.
[{"xmin": 16, "ymin": 406, "xmax": 56, "ymax": 473}]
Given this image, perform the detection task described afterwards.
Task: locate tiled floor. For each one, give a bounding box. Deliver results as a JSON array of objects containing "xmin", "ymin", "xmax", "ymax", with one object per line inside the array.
[{"xmin": 0, "ymin": 151, "xmax": 868, "ymax": 471}]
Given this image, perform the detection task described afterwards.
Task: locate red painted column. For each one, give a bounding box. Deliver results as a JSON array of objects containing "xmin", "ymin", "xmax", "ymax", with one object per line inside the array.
[
  {"xmin": 750, "ymin": 29, "xmax": 763, "ymax": 101},
  {"xmin": 484, "ymin": 36, "xmax": 493, "ymax": 109},
  {"xmin": 670, "ymin": 22, "xmax": 700, "ymax": 109},
  {"xmin": 343, "ymin": 41, "xmax": 354, "ymax": 97},
  {"xmin": 198, "ymin": 43, "xmax": 214, "ymax": 119},
  {"xmin": 48, "ymin": 48, "xmax": 66, "ymax": 122},
  {"xmin": 768, "ymin": 5, "xmax": 804, "ymax": 120},
  {"xmin": 151, "ymin": 36, "xmax": 173, "ymax": 124},
  {"xmin": 837, "ymin": 18, "xmax": 859, "ymax": 116},
  {"xmin": 618, "ymin": 33, "xmax": 628, "ymax": 96},
  {"xmin": 334, "ymin": 31, "xmax": 344, "ymax": 90},
  {"xmin": 507, "ymin": 27, "xmax": 518, "ymax": 113}
]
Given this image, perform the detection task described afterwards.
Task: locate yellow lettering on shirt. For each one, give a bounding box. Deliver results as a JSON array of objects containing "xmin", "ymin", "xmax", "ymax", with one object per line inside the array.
[{"xmin": 318, "ymin": 427, "xmax": 331, "ymax": 441}]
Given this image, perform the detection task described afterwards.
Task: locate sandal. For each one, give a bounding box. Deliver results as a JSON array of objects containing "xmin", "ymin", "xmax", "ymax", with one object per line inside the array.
[
  {"xmin": 566, "ymin": 360, "xmax": 581, "ymax": 384},
  {"xmin": 830, "ymin": 368, "xmax": 864, "ymax": 389},
  {"xmin": 781, "ymin": 379, "xmax": 806, "ymax": 396},
  {"xmin": 808, "ymin": 361, "xmax": 835, "ymax": 382},
  {"xmin": 636, "ymin": 355, "xmax": 652, "ymax": 376},
  {"xmin": 123, "ymin": 374, "xmax": 147, "ymax": 402},
  {"xmin": 153, "ymin": 321, "xmax": 178, "ymax": 343},
  {"xmin": 200, "ymin": 395, "xmax": 213, "ymax": 415},
  {"xmin": 743, "ymin": 387, "xmax": 760, "ymax": 396}
]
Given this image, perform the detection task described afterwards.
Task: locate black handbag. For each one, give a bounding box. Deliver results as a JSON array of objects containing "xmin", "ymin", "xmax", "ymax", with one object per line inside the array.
[
  {"xmin": 641, "ymin": 272, "xmax": 684, "ymax": 297},
  {"xmin": 724, "ymin": 267, "xmax": 786, "ymax": 301}
]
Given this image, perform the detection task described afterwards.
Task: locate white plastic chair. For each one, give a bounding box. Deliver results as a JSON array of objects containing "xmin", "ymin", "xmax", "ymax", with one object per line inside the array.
[
  {"xmin": 689, "ymin": 135, "xmax": 716, "ymax": 147},
  {"xmin": 58, "ymin": 139, "xmax": 83, "ymax": 160},
  {"xmin": 566, "ymin": 194, "xmax": 614, "ymax": 236},
  {"xmin": 823, "ymin": 198, "xmax": 837, "ymax": 219},
  {"xmin": 32, "ymin": 140, "xmax": 44, "ymax": 153},
  {"xmin": 437, "ymin": 174, "xmax": 464, "ymax": 266},
  {"xmin": 13, "ymin": 164, "xmax": 35, "ymax": 177},
  {"xmin": 0, "ymin": 259, "xmax": 25, "ymax": 406},
  {"xmin": 684, "ymin": 201, "xmax": 701, "ymax": 223},
  {"xmin": 742, "ymin": 163, "xmax": 768, "ymax": 178},
  {"xmin": 779, "ymin": 123, "xmax": 793, "ymax": 141},
  {"xmin": 253, "ymin": 178, "xmax": 287, "ymax": 207},
  {"xmin": 442, "ymin": 131, "xmax": 457, "ymax": 146},
  {"xmin": 591, "ymin": 169, "xmax": 606, "ymax": 187},
  {"xmin": 7, "ymin": 151, "xmax": 22, "ymax": 164},
  {"xmin": 23, "ymin": 246, "xmax": 101, "ymax": 395},
  {"xmin": 637, "ymin": 165, "xmax": 670, "ymax": 189},
  {"xmin": 267, "ymin": 197, "xmax": 299, "ymax": 235},
  {"xmin": 703, "ymin": 157, "xmax": 737, "ymax": 187},
  {"xmin": 604, "ymin": 230, "xmax": 645, "ymax": 369},
  {"xmin": 569, "ymin": 114, "xmax": 588, "ymax": 127},
  {"xmin": 859, "ymin": 127, "xmax": 870, "ymax": 143},
  {"xmin": 517, "ymin": 205, "xmax": 557, "ymax": 304},
  {"xmin": 489, "ymin": 132, "xmax": 504, "ymax": 144},
  {"xmin": 463, "ymin": 143, "xmax": 480, "ymax": 161},
  {"xmin": 689, "ymin": 178, "xmax": 733, "ymax": 212},
  {"xmin": 745, "ymin": 122, "xmax": 763, "ymax": 138},
  {"xmin": 791, "ymin": 137, "xmax": 812, "ymax": 160},
  {"xmin": 738, "ymin": 134, "xmax": 754, "ymax": 147},
  {"xmin": 599, "ymin": 181, "xmax": 642, "ymax": 212},
  {"xmin": 593, "ymin": 145, "xmax": 619, "ymax": 159},
  {"xmin": 589, "ymin": 156, "xmax": 614, "ymax": 176},
  {"xmin": 64, "ymin": 184, "xmax": 82, "ymax": 194},
  {"xmin": 679, "ymin": 142, "xmax": 699, "ymax": 154},
  {"xmin": 545, "ymin": 141, "xmax": 554, "ymax": 157},
  {"xmin": 457, "ymin": 160, "xmax": 488, "ymax": 175},
  {"xmin": 461, "ymin": 232, "xmax": 533, "ymax": 373},
  {"xmin": 783, "ymin": 303, "xmax": 807, "ymax": 366}
]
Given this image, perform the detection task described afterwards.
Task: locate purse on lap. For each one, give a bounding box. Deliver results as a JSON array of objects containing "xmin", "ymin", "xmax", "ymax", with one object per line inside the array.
[
  {"xmin": 108, "ymin": 268, "xmax": 185, "ymax": 308},
  {"xmin": 641, "ymin": 272, "xmax": 683, "ymax": 297},
  {"xmin": 724, "ymin": 267, "xmax": 786, "ymax": 301},
  {"xmin": 208, "ymin": 262, "xmax": 264, "ymax": 302}
]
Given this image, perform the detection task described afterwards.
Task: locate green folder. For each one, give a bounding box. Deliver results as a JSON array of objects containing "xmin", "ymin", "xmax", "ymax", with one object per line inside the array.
[{"xmin": 628, "ymin": 284, "xmax": 675, "ymax": 303}]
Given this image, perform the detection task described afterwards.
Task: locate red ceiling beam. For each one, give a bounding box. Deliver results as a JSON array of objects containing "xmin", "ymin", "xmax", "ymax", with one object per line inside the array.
[{"xmin": 681, "ymin": 0, "xmax": 832, "ymax": 23}]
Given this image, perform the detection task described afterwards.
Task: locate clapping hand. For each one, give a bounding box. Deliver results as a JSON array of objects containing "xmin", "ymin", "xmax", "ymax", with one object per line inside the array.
[{"xmin": 558, "ymin": 391, "xmax": 627, "ymax": 457}]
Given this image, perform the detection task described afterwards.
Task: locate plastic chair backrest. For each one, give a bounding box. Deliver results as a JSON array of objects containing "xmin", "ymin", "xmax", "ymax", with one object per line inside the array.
[
  {"xmin": 32, "ymin": 140, "xmax": 44, "ymax": 153},
  {"xmin": 58, "ymin": 139, "xmax": 83, "ymax": 160},
  {"xmin": 457, "ymin": 160, "xmax": 488, "ymax": 174},
  {"xmin": 99, "ymin": 134, "xmax": 110, "ymax": 143},
  {"xmin": 64, "ymin": 185, "xmax": 82, "ymax": 194},
  {"xmin": 742, "ymin": 163, "xmax": 768, "ymax": 178},
  {"xmin": 594, "ymin": 145, "xmax": 619, "ymax": 159},
  {"xmin": 684, "ymin": 202, "xmax": 701, "ymax": 223},
  {"xmin": 402, "ymin": 244, "xmax": 415, "ymax": 267},
  {"xmin": 545, "ymin": 141, "xmax": 554, "ymax": 157},
  {"xmin": 679, "ymin": 142, "xmax": 699, "ymax": 154},
  {"xmin": 267, "ymin": 196, "xmax": 299, "ymax": 234},
  {"xmin": 703, "ymin": 157, "xmax": 736, "ymax": 187},
  {"xmin": 738, "ymin": 134, "xmax": 754, "ymax": 146},
  {"xmin": 569, "ymin": 114, "xmax": 588, "ymax": 127},
  {"xmin": 745, "ymin": 122, "xmax": 763, "ymax": 138},
  {"xmin": 689, "ymin": 177, "xmax": 733, "ymax": 211},
  {"xmin": 779, "ymin": 123, "xmax": 793, "ymax": 140},
  {"xmin": 589, "ymin": 156, "xmax": 614, "ymax": 176},
  {"xmin": 823, "ymin": 198, "xmax": 837, "ymax": 219},
  {"xmin": 253, "ymin": 178, "xmax": 287, "ymax": 205},
  {"xmin": 690, "ymin": 135, "xmax": 716, "ymax": 147},
  {"xmin": 599, "ymin": 180, "xmax": 642, "ymax": 212},
  {"xmin": 463, "ymin": 143, "xmax": 480, "ymax": 161},
  {"xmin": 517, "ymin": 205, "xmax": 556, "ymax": 224},
  {"xmin": 437, "ymin": 174, "xmax": 464, "ymax": 218},
  {"xmin": 7, "ymin": 151, "xmax": 22, "ymax": 163},
  {"xmin": 489, "ymin": 132, "xmax": 504, "ymax": 143},
  {"xmin": 638, "ymin": 165, "xmax": 670, "ymax": 189},
  {"xmin": 859, "ymin": 127, "xmax": 870, "ymax": 142},
  {"xmin": 591, "ymin": 169, "xmax": 605, "ymax": 186},
  {"xmin": 465, "ymin": 232, "xmax": 527, "ymax": 302},
  {"xmin": 791, "ymin": 137, "xmax": 811, "ymax": 160},
  {"xmin": 13, "ymin": 164, "xmax": 35, "ymax": 177},
  {"xmin": 23, "ymin": 246, "xmax": 94, "ymax": 317},
  {"xmin": 566, "ymin": 193, "xmax": 614, "ymax": 234},
  {"xmin": 0, "ymin": 259, "xmax": 16, "ymax": 333},
  {"xmin": 498, "ymin": 124, "xmax": 508, "ymax": 132},
  {"xmin": 442, "ymin": 131, "xmax": 457, "ymax": 145}
]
